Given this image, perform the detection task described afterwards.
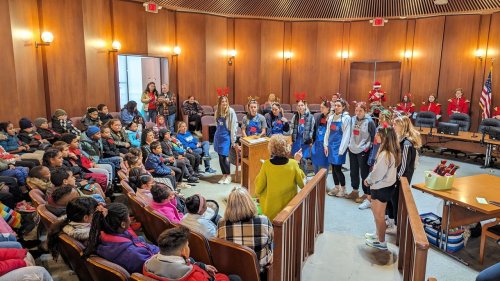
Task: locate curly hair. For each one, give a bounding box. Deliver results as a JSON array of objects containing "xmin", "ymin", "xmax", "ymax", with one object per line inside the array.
[{"xmin": 268, "ymin": 134, "xmax": 291, "ymax": 158}]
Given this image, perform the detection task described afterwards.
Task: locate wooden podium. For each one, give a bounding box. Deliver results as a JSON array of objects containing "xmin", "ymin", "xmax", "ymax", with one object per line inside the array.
[{"xmin": 240, "ymin": 137, "xmax": 270, "ymax": 196}]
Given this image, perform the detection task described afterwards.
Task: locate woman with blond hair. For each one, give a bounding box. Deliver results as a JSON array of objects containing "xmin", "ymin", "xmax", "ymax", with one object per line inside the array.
[
  {"xmin": 255, "ymin": 134, "xmax": 305, "ymax": 220},
  {"xmin": 213, "ymin": 94, "xmax": 238, "ymax": 184},
  {"xmin": 217, "ymin": 187, "xmax": 273, "ymax": 272},
  {"xmin": 385, "ymin": 115, "xmax": 421, "ymax": 233}
]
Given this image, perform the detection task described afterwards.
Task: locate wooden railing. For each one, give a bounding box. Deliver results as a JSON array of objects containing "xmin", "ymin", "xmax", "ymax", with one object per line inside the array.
[
  {"xmin": 271, "ymin": 168, "xmax": 327, "ymax": 281},
  {"xmin": 397, "ymin": 177, "xmax": 431, "ymax": 281}
]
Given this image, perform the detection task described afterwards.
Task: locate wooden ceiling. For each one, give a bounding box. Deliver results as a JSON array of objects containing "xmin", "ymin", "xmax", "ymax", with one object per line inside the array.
[{"xmin": 151, "ymin": 0, "xmax": 500, "ymax": 20}]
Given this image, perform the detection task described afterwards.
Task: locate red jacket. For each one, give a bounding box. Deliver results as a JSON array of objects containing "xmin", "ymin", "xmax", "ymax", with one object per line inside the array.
[
  {"xmin": 420, "ymin": 102, "xmax": 441, "ymax": 116},
  {"xmin": 368, "ymin": 90, "xmax": 386, "ymax": 103},
  {"xmin": 493, "ymin": 106, "xmax": 500, "ymax": 118},
  {"xmin": 396, "ymin": 102, "xmax": 415, "ymax": 115},
  {"xmin": 144, "ymin": 263, "xmax": 230, "ymax": 281},
  {"xmin": 0, "ymin": 248, "xmax": 27, "ymax": 276},
  {"xmin": 447, "ymin": 97, "xmax": 469, "ymax": 115}
]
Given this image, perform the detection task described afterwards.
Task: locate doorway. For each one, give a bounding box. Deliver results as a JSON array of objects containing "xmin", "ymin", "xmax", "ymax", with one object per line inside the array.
[
  {"xmin": 117, "ymin": 55, "xmax": 169, "ymax": 115},
  {"xmin": 348, "ymin": 61, "xmax": 401, "ymax": 113}
]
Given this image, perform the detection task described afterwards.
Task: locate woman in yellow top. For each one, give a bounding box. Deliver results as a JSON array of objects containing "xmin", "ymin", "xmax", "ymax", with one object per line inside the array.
[{"xmin": 255, "ymin": 134, "xmax": 305, "ymax": 220}]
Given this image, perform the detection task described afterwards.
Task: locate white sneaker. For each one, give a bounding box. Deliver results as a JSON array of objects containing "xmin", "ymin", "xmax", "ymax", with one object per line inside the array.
[
  {"xmin": 365, "ymin": 232, "xmax": 377, "ymax": 240},
  {"xmin": 223, "ymin": 176, "xmax": 232, "ymax": 184},
  {"xmin": 365, "ymin": 239, "xmax": 388, "ymax": 251},
  {"xmin": 218, "ymin": 176, "xmax": 227, "ymax": 184},
  {"xmin": 358, "ymin": 199, "xmax": 371, "ymax": 210},
  {"xmin": 386, "ymin": 225, "xmax": 397, "ymax": 235},
  {"xmin": 177, "ymin": 182, "xmax": 191, "ymax": 189}
]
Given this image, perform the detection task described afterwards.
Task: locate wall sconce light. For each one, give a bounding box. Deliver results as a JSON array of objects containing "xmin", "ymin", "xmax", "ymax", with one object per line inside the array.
[
  {"xmin": 35, "ymin": 31, "xmax": 54, "ymax": 48},
  {"xmin": 475, "ymin": 49, "xmax": 486, "ymax": 61},
  {"xmin": 341, "ymin": 51, "xmax": 349, "ymax": 60},
  {"xmin": 173, "ymin": 46, "xmax": 181, "ymax": 56},
  {"xmin": 404, "ymin": 50, "xmax": 412, "ymax": 61},
  {"xmin": 109, "ymin": 41, "xmax": 121, "ymax": 52},
  {"xmin": 228, "ymin": 49, "xmax": 237, "ymax": 65},
  {"xmin": 284, "ymin": 51, "xmax": 293, "ymax": 60}
]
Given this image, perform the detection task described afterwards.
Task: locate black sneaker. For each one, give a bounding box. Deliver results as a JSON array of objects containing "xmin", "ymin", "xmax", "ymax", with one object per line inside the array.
[{"xmin": 187, "ymin": 176, "xmax": 199, "ymax": 183}]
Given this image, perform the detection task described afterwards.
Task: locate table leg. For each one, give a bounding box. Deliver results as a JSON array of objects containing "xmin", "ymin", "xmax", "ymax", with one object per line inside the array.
[
  {"xmin": 444, "ymin": 200, "xmax": 451, "ymax": 252},
  {"xmin": 485, "ymin": 144, "xmax": 492, "ymax": 167}
]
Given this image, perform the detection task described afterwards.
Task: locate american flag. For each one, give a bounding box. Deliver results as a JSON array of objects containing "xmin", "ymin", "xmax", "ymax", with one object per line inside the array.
[{"xmin": 479, "ymin": 68, "xmax": 492, "ymax": 119}]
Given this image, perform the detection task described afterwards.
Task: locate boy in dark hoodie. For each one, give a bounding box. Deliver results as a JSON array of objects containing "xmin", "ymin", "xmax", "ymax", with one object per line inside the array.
[
  {"xmin": 81, "ymin": 107, "xmax": 102, "ymax": 131},
  {"xmin": 97, "ymin": 104, "xmax": 113, "ymax": 125},
  {"xmin": 34, "ymin": 118, "xmax": 60, "ymax": 143},
  {"xmin": 18, "ymin": 118, "xmax": 50, "ymax": 150}
]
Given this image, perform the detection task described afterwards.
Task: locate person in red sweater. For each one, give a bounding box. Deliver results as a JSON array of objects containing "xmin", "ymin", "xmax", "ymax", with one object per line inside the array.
[
  {"xmin": 493, "ymin": 106, "xmax": 500, "ymax": 119},
  {"xmin": 395, "ymin": 94, "xmax": 415, "ymax": 116},
  {"xmin": 368, "ymin": 81, "xmax": 386, "ymax": 115},
  {"xmin": 420, "ymin": 95, "xmax": 442, "ymax": 119},
  {"xmin": 447, "ymin": 88, "xmax": 470, "ymax": 115},
  {"xmin": 0, "ymin": 248, "xmax": 52, "ymax": 280},
  {"xmin": 143, "ymin": 226, "xmax": 240, "ymax": 281}
]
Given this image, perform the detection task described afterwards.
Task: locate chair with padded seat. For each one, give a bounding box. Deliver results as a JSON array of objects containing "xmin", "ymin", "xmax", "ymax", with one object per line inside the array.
[
  {"xmin": 208, "ymin": 237, "xmax": 261, "ymax": 281},
  {"xmin": 70, "ymin": 116, "xmax": 85, "ymax": 131},
  {"xmin": 308, "ymin": 103, "xmax": 321, "ymax": 113},
  {"xmin": 86, "ymin": 256, "xmax": 130, "ymax": 281},
  {"xmin": 117, "ymin": 170, "xmax": 128, "ymax": 182},
  {"xmin": 201, "ymin": 115, "xmax": 216, "ymax": 142},
  {"xmin": 478, "ymin": 118, "xmax": 500, "ymax": 134},
  {"xmin": 145, "ymin": 121, "xmax": 155, "ymax": 129},
  {"xmin": 37, "ymin": 204, "xmax": 59, "ymax": 230},
  {"xmin": 58, "ymin": 233, "xmax": 93, "ymax": 281},
  {"xmin": 109, "ymin": 112, "xmax": 121, "ymax": 119},
  {"xmin": 479, "ymin": 218, "xmax": 500, "ymax": 264},
  {"xmin": 231, "ymin": 104, "xmax": 246, "ymax": 114},
  {"xmin": 201, "ymin": 105, "xmax": 214, "ymax": 116},
  {"xmin": 29, "ymin": 189, "xmax": 46, "ymax": 208},
  {"xmin": 236, "ymin": 113, "xmax": 245, "ymax": 127},
  {"xmin": 449, "ymin": 112, "xmax": 471, "ymax": 132},
  {"xmin": 120, "ymin": 180, "xmax": 135, "ymax": 195},
  {"xmin": 415, "ymin": 111, "xmax": 437, "ymax": 129},
  {"xmin": 284, "ymin": 112, "xmax": 294, "ymax": 121},
  {"xmin": 142, "ymin": 206, "xmax": 177, "ymax": 243},
  {"xmin": 126, "ymin": 193, "xmax": 151, "ymax": 239},
  {"xmin": 281, "ymin": 103, "xmax": 291, "ymax": 113},
  {"xmin": 131, "ymin": 273, "xmax": 158, "ymax": 281},
  {"xmin": 187, "ymin": 229, "xmax": 213, "ymax": 265}
]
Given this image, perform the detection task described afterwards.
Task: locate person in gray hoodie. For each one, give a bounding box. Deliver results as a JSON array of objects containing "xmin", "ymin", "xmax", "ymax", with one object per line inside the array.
[
  {"xmin": 363, "ymin": 126, "xmax": 400, "ymax": 251},
  {"xmin": 346, "ymin": 102, "xmax": 376, "ymax": 207}
]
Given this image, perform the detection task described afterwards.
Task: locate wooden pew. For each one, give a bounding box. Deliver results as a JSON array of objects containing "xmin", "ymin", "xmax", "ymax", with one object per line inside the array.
[
  {"xmin": 271, "ymin": 168, "xmax": 327, "ymax": 281},
  {"xmin": 397, "ymin": 177, "xmax": 432, "ymax": 281}
]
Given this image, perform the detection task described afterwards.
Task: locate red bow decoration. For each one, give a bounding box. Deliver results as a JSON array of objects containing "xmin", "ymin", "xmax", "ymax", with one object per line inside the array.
[
  {"xmin": 216, "ymin": 87, "xmax": 230, "ymax": 97},
  {"xmin": 294, "ymin": 92, "xmax": 307, "ymax": 102},
  {"xmin": 382, "ymin": 121, "xmax": 389, "ymax": 129}
]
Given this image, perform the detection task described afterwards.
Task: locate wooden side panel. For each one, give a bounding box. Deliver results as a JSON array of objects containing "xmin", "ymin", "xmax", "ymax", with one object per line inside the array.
[
  {"xmin": 486, "ymin": 13, "xmax": 500, "ymax": 113},
  {"xmin": 290, "ymin": 21, "xmax": 344, "ymax": 104},
  {"xmin": 146, "ymin": 9, "xmax": 174, "ymax": 57},
  {"xmin": 205, "ymin": 15, "xmax": 228, "ymax": 107},
  {"xmin": 409, "ymin": 16, "xmax": 445, "ymax": 105},
  {"xmin": 112, "ymin": 0, "xmax": 147, "ymax": 55},
  {"xmin": 8, "ymin": 0, "xmax": 45, "ymax": 120},
  {"xmin": 437, "ymin": 15, "xmax": 481, "ymax": 110},
  {"xmin": 82, "ymin": 0, "xmax": 115, "ymax": 108},
  {"xmin": 40, "ymin": 0, "xmax": 87, "ymax": 117},
  {"xmin": 259, "ymin": 20, "xmax": 284, "ymax": 104}
]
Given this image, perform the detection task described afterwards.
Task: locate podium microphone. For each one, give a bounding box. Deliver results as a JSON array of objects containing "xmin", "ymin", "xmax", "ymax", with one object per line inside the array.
[{"xmin": 429, "ymin": 124, "xmax": 433, "ymax": 136}]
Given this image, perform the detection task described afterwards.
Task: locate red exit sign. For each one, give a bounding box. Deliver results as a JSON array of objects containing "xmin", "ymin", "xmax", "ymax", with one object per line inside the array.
[
  {"xmin": 143, "ymin": 1, "xmax": 161, "ymax": 13},
  {"xmin": 371, "ymin": 17, "xmax": 387, "ymax": 26}
]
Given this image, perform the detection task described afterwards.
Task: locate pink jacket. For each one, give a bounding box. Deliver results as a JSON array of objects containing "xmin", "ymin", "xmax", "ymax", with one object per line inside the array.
[{"xmin": 150, "ymin": 199, "xmax": 183, "ymax": 223}]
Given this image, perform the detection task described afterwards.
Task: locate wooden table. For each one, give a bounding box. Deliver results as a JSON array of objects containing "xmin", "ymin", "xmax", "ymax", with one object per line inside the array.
[
  {"xmin": 419, "ymin": 127, "xmax": 500, "ymax": 167},
  {"xmin": 412, "ymin": 174, "xmax": 500, "ymax": 252}
]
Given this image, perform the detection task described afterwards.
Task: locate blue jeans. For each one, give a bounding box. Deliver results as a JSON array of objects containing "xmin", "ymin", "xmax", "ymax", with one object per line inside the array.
[
  {"xmin": 0, "ymin": 241, "xmax": 22, "ymax": 248},
  {"xmin": 0, "ymin": 167, "xmax": 28, "ymax": 186},
  {"xmin": 167, "ymin": 114, "xmax": 176, "ymax": 133},
  {"xmin": 0, "ymin": 266, "xmax": 53, "ymax": 281},
  {"xmin": 193, "ymin": 141, "xmax": 211, "ymax": 168},
  {"xmin": 477, "ymin": 262, "xmax": 500, "ymax": 281}
]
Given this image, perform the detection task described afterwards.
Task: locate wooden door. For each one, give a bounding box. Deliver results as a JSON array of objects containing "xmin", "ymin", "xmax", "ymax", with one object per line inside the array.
[{"xmin": 347, "ymin": 62, "xmax": 402, "ymax": 114}]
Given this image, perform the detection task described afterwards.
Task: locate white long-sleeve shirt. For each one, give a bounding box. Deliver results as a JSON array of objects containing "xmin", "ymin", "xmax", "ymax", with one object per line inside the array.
[{"xmin": 366, "ymin": 151, "xmax": 397, "ymax": 190}]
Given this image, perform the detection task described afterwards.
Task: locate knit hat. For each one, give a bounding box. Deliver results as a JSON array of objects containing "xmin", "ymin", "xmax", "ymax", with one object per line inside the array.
[
  {"xmin": 87, "ymin": 107, "xmax": 98, "ymax": 114},
  {"xmin": 54, "ymin": 109, "xmax": 67, "ymax": 118},
  {"xmin": 86, "ymin": 126, "xmax": 100, "ymax": 138},
  {"xmin": 19, "ymin": 118, "xmax": 33, "ymax": 130},
  {"xmin": 34, "ymin": 117, "xmax": 48, "ymax": 128}
]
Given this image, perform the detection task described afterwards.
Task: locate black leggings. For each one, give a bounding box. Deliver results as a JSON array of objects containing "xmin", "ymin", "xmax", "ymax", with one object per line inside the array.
[
  {"xmin": 331, "ymin": 164, "xmax": 345, "ymax": 186},
  {"xmin": 15, "ymin": 160, "xmax": 39, "ymax": 169},
  {"xmin": 218, "ymin": 154, "xmax": 230, "ymax": 175},
  {"xmin": 188, "ymin": 114, "xmax": 202, "ymax": 131},
  {"xmin": 348, "ymin": 150, "xmax": 370, "ymax": 195}
]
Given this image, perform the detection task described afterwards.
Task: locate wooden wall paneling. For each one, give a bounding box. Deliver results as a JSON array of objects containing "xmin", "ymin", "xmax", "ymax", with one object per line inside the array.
[
  {"xmin": 339, "ymin": 22, "xmax": 350, "ymax": 99},
  {"xmin": 290, "ymin": 21, "xmax": 343, "ymax": 104},
  {"xmin": 227, "ymin": 18, "xmax": 235, "ymax": 104},
  {"xmin": 234, "ymin": 19, "xmax": 262, "ymax": 105},
  {"xmin": 376, "ymin": 62, "xmax": 403, "ymax": 108},
  {"xmin": 111, "ymin": 0, "xmax": 147, "ymax": 55},
  {"xmin": 176, "ymin": 13, "xmax": 207, "ymax": 104},
  {"xmin": 0, "ymin": 0, "xmax": 19, "ymax": 121},
  {"xmin": 486, "ymin": 12, "xmax": 500, "ymax": 113},
  {"xmin": 401, "ymin": 19, "xmax": 415, "ymax": 98},
  {"xmin": 146, "ymin": 9, "xmax": 173, "ymax": 57},
  {"xmin": 437, "ymin": 15, "xmax": 481, "ymax": 118},
  {"xmin": 205, "ymin": 15, "xmax": 228, "ymax": 107},
  {"xmin": 409, "ymin": 16, "xmax": 445, "ymax": 106},
  {"xmin": 40, "ymin": 0, "xmax": 88, "ymax": 118},
  {"xmin": 348, "ymin": 20, "xmax": 407, "ymax": 62},
  {"xmin": 8, "ymin": 0, "xmax": 45, "ymax": 120},
  {"xmin": 82, "ymin": 0, "xmax": 115, "ymax": 109},
  {"xmin": 348, "ymin": 62, "xmax": 374, "ymax": 114},
  {"xmin": 168, "ymin": 11, "xmax": 178, "ymax": 100},
  {"xmin": 470, "ymin": 14, "xmax": 492, "ymax": 131},
  {"xmin": 282, "ymin": 21, "xmax": 292, "ymax": 105},
  {"xmin": 259, "ymin": 20, "xmax": 284, "ymax": 105}
]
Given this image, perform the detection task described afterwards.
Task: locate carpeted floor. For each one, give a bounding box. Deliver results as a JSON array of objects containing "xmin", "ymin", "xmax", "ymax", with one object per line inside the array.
[{"xmin": 30, "ymin": 148, "xmax": 499, "ymax": 281}]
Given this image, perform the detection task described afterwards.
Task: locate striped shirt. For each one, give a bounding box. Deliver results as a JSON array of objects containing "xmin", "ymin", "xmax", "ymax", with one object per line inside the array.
[{"xmin": 217, "ymin": 215, "xmax": 274, "ymax": 270}]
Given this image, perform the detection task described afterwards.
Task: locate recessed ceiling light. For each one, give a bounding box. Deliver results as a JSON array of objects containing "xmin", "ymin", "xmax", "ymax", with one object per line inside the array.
[{"xmin": 433, "ymin": 0, "xmax": 448, "ymax": 5}]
